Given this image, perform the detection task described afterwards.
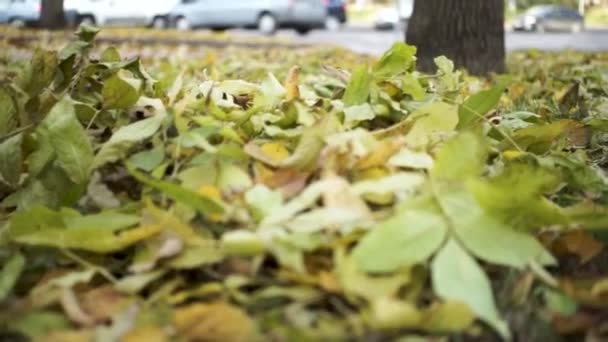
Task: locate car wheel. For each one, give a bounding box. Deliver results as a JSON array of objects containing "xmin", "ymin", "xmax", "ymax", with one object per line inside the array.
[
  {"xmin": 325, "ymin": 15, "xmax": 341, "ymax": 31},
  {"xmin": 296, "ymin": 27, "xmax": 311, "ymax": 35},
  {"xmin": 571, "ymin": 22, "xmax": 583, "ymax": 33},
  {"xmin": 8, "ymin": 18, "xmax": 26, "ymax": 28},
  {"xmin": 175, "ymin": 17, "xmax": 191, "ymax": 31},
  {"xmin": 211, "ymin": 27, "xmax": 228, "ymax": 33},
  {"xmin": 258, "ymin": 13, "xmax": 277, "ymax": 35},
  {"xmin": 535, "ymin": 23, "xmax": 546, "ymax": 33},
  {"xmin": 151, "ymin": 16, "xmax": 168, "ymax": 29}
]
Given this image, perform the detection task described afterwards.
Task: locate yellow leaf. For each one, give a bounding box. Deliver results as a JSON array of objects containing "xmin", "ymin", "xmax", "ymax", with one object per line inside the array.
[
  {"xmin": 368, "ymin": 297, "xmax": 421, "ymax": 330},
  {"xmin": 197, "ymin": 185, "xmax": 223, "ymax": 201},
  {"xmin": 260, "ymin": 142, "xmax": 290, "ymax": 162},
  {"xmin": 355, "ymin": 138, "xmax": 404, "ymax": 170},
  {"xmin": 46, "ymin": 330, "xmax": 94, "ymax": 342},
  {"xmin": 173, "ymin": 302, "xmax": 256, "ymax": 342},
  {"xmin": 284, "ymin": 66, "xmax": 300, "ymax": 101},
  {"xmin": 196, "ymin": 185, "xmax": 225, "ymax": 222},
  {"xmin": 123, "ymin": 326, "xmax": 169, "ymax": 342},
  {"xmin": 421, "ymin": 301, "xmax": 475, "ymax": 333},
  {"xmin": 13, "ymin": 225, "xmax": 163, "ymax": 254},
  {"xmin": 503, "ymin": 150, "xmax": 524, "ymax": 160}
]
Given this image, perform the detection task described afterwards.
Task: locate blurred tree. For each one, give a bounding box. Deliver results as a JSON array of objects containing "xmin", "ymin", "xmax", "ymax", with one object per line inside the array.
[
  {"xmin": 406, "ymin": 0, "xmax": 506, "ymax": 75},
  {"xmin": 40, "ymin": 0, "xmax": 66, "ymax": 29}
]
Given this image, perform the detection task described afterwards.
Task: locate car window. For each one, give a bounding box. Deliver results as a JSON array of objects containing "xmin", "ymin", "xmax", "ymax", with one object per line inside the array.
[
  {"xmin": 527, "ymin": 6, "xmax": 551, "ymax": 16},
  {"xmin": 565, "ymin": 9, "xmax": 580, "ymax": 18}
]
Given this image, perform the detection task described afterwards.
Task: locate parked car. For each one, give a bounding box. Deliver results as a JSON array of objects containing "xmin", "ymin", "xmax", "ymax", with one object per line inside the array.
[
  {"xmin": 65, "ymin": 0, "xmax": 179, "ymax": 28},
  {"xmin": 373, "ymin": 0, "xmax": 413, "ymax": 31},
  {"xmin": 324, "ymin": 0, "xmax": 346, "ymax": 31},
  {"xmin": 374, "ymin": 7, "xmax": 399, "ymax": 30},
  {"xmin": 169, "ymin": 0, "xmax": 327, "ymax": 35},
  {"xmin": 0, "ymin": 0, "xmax": 40, "ymax": 27},
  {"xmin": 0, "ymin": 0, "xmax": 77, "ymax": 27},
  {"xmin": 512, "ymin": 5, "xmax": 584, "ymax": 32}
]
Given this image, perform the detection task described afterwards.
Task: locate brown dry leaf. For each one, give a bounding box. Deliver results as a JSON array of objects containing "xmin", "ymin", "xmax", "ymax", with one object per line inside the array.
[
  {"xmin": 552, "ymin": 311, "xmax": 599, "ymax": 335},
  {"xmin": 253, "ymin": 163, "xmax": 309, "ymax": 199},
  {"xmin": 173, "ymin": 302, "xmax": 257, "ymax": 342},
  {"xmin": 61, "ymin": 288, "xmax": 95, "ymax": 326},
  {"xmin": 548, "ymin": 230, "xmax": 604, "ymax": 264},
  {"xmin": 560, "ymin": 279, "xmax": 608, "ymax": 308},
  {"xmin": 318, "ymin": 271, "xmax": 341, "ymax": 293},
  {"xmin": 79, "ymin": 285, "xmax": 134, "ymax": 323}
]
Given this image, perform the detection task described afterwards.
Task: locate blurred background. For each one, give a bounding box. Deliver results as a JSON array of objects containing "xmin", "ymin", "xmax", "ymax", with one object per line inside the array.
[{"xmin": 1, "ymin": 0, "xmax": 608, "ymax": 55}]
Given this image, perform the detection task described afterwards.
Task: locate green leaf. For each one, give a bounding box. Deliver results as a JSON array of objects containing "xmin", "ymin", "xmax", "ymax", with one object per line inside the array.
[
  {"xmin": 280, "ymin": 114, "xmax": 341, "ymax": 171},
  {"xmin": 253, "ymin": 73, "xmax": 286, "ymax": 109},
  {"xmin": 432, "ymin": 239, "xmax": 510, "ymax": 339},
  {"xmin": 373, "ymin": 42, "xmax": 417, "ymax": 79},
  {"xmin": 468, "ymin": 163, "xmax": 567, "ymax": 229},
  {"xmin": 128, "ymin": 146, "xmax": 165, "ymax": 172},
  {"xmin": 63, "ymin": 211, "xmax": 140, "ymax": 231},
  {"xmin": 6, "ymin": 206, "xmax": 149, "ymax": 254},
  {"xmin": 337, "ymin": 249, "xmax": 411, "ymax": 302},
  {"xmin": 510, "ymin": 120, "xmax": 580, "ymax": 154},
  {"xmin": 458, "ymin": 84, "xmax": 506, "ymax": 129},
  {"xmin": 404, "ymin": 102, "xmax": 459, "ymax": 148},
  {"xmin": 217, "ymin": 161, "xmax": 253, "ymax": 194},
  {"xmin": 244, "ymin": 185, "xmax": 283, "ymax": 222},
  {"xmin": 543, "ymin": 288, "xmax": 578, "ymax": 316},
  {"xmin": 19, "ymin": 48, "xmax": 58, "ymax": 98},
  {"xmin": 169, "ymin": 245, "xmax": 225, "ymax": 269},
  {"xmin": 402, "ymin": 74, "xmax": 426, "ymax": 101},
  {"xmin": 6, "ymin": 311, "xmax": 70, "ymax": 340},
  {"xmin": 128, "ymin": 166, "xmax": 225, "ymax": 218},
  {"xmin": 75, "ymin": 24, "xmax": 100, "ymax": 42},
  {"xmin": 343, "ymin": 65, "xmax": 372, "ymax": 107},
  {"xmin": 353, "ymin": 209, "xmax": 448, "ymax": 273},
  {"xmin": 431, "ymin": 131, "xmax": 487, "ymax": 182},
  {"xmin": 0, "ymin": 87, "xmax": 18, "ymax": 136},
  {"xmin": 0, "ymin": 133, "xmax": 23, "ymax": 189},
  {"xmin": 39, "ymin": 98, "xmax": 94, "ymax": 184},
  {"xmin": 0, "ymin": 253, "xmax": 26, "ymax": 301},
  {"xmin": 93, "ymin": 114, "xmax": 165, "ymax": 168},
  {"xmin": 102, "ymin": 70, "xmax": 142, "ymax": 110},
  {"xmin": 438, "ymin": 188, "xmax": 556, "ymax": 268},
  {"xmin": 434, "ymin": 56, "xmax": 461, "ymax": 92},
  {"xmin": 221, "ymin": 230, "xmax": 266, "ymax": 256},
  {"xmin": 344, "ymin": 103, "xmax": 376, "ymax": 126}
]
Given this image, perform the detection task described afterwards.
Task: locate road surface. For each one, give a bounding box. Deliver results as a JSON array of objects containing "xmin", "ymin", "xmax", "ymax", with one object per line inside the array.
[{"xmin": 237, "ymin": 26, "xmax": 608, "ymax": 55}]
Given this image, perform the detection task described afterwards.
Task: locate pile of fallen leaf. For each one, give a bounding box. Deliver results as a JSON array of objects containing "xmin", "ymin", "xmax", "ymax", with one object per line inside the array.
[{"xmin": 1, "ymin": 26, "xmax": 608, "ymax": 341}]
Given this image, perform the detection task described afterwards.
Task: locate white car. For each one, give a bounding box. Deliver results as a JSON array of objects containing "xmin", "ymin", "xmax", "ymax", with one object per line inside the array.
[
  {"xmin": 65, "ymin": 0, "xmax": 179, "ymax": 28},
  {"xmin": 374, "ymin": 0, "xmax": 413, "ymax": 31}
]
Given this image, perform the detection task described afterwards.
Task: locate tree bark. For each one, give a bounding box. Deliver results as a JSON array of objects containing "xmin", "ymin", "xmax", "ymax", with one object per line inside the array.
[
  {"xmin": 39, "ymin": 0, "xmax": 66, "ymax": 29},
  {"xmin": 406, "ymin": 0, "xmax": 506, "ymax": 76}
]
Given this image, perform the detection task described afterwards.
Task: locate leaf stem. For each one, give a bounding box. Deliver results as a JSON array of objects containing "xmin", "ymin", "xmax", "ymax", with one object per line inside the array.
[{"xmin": 61, "ymin": 249, "xmax": 118, "ymax": 284}]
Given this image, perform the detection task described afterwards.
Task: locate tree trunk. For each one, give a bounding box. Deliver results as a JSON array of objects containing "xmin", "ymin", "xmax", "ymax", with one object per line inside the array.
[
  {"xmin": 39, "ymin": 0, "xmax": 66, "ymax": 29},
  {"xmin": 406, "ymin": 0, "xmax": 506, "ymax": 76}
]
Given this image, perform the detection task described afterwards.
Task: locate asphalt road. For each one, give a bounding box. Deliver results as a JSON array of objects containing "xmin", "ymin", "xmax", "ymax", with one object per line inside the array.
[{"xmin": 245, "ymin": 26, "xmax": 608, "ymax": 55}]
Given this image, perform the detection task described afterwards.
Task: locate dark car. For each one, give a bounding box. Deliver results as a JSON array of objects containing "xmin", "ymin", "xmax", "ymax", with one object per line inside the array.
[
  {"xmin": 324, "ymin": 0, "xmax": 346, "ymax": 31},
  {"xmin": 513, "ymin": 5, "xmax": 584, "ymax": 32},
  {"xmin": 0, "ymin": 0, "xmax": 40, "ymax": 27}
]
